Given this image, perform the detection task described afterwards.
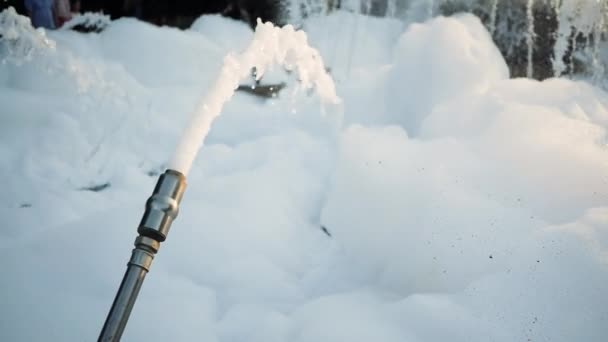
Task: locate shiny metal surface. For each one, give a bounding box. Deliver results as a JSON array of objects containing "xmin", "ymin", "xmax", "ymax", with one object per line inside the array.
[
  {"xmin": 134, "ymin": 236, "xmax": 160, "ymax": 253},
  {"xmin": 98, "ymin": 170, "xmax": 187, "ymax": 342},
  {"xmin": 128, "ymin": 248, "xmax": 154, "ymax": 271},
  {"xmin": 98, "ymin": 255, "xmax": 149, "ymax": 341},
  {"xmin": 138, "ymin": 169, "xmax": 187, "ymax": 242}
]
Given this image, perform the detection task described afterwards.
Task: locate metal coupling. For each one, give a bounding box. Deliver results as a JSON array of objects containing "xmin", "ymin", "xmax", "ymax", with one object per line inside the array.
[
  {"xmin": 127, "ymin": 236, "xmax": 161, "ymax": 272},
  {"xmin": 137, "ymin": 169, "xmax": 187, "ymax": 242}
]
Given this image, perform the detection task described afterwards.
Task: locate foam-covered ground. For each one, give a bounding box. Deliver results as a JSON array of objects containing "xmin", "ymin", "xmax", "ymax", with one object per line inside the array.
[{"xmin": 1, "ymin": 9, "xmax": 607, "ymax": 341}]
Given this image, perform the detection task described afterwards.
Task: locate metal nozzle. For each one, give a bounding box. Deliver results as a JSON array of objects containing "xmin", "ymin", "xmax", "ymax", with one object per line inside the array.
[
  {"xmin": 98, "ymin": 169, "xmax": 187, "ymax": 342},
  {"xmin": 138, "ymin": 169, "xmax": 187, "ymax": 242}
]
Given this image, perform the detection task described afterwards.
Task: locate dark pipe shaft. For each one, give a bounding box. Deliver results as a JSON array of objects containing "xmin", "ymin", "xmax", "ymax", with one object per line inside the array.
[
  {"xmin": 98, "ymin": 170, "xmax": 186, "ymax": 342},
  {"xmin": 98, "ymin": 262, "xmax": 148, "ymax": 341}
]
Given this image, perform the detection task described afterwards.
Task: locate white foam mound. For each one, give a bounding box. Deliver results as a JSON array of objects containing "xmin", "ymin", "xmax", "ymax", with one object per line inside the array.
[
  {"xmin": 0, "ymin": 7, "xmax": 55, "ymax": 63},
  {"xmin": 386, "ymin": 14, "xmax": 509, "ymax": 135}
]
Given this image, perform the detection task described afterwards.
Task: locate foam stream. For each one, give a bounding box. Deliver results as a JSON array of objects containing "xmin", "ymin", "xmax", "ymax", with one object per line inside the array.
[{"xmin": 168, "ymin": 19, "xmax": 340, "ymax": 176}]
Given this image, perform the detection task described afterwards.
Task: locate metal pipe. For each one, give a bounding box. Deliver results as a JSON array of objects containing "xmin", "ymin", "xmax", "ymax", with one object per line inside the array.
[{"xmin": 98, "ymin": 169, "xmax": 186, "ymax": 342}]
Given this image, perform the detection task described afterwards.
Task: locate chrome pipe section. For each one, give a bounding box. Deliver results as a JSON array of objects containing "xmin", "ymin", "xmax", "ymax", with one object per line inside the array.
[
  {"xmin": 98, "ymin": 169, "xmax": 186, "ymax": 342},
  {"xmin": 138, "ymin": 169, "xmax": 187, "ymax": 241},
  {"xmin": 98, "ymin": 238, "xmax": 155, "ymax": 341}
]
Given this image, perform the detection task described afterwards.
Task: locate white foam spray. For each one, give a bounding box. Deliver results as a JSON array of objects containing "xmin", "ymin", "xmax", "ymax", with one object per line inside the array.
[
  {"xmin": 552, "ymin": 0, "xmax": 607, "ymax": 79},
  {"xmin": 385, "ymin": 0, "xmax": 397, "ymax": 17},
  {"xmin": 489, "ymin": 0, "xmax": 499, "ymax": 36},
  {"xmin": 168, "ymin": 19, "xmax": 340, "ymax": 176},
  {"xmin": 526, "ymin": 0, "xmax": 535, "ymax": 78}
]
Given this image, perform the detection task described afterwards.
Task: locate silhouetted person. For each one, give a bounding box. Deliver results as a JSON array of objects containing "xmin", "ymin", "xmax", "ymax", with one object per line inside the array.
[
  {"xmin": 24, "ymin": 0, "xmax": 55, "ymax": 29},
  {"xmin": 53, "ymin": 0, "xmax": 72, "ymax": 27}
]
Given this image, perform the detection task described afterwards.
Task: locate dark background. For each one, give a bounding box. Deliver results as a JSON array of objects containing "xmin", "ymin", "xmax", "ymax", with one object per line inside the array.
[{"xmin": 1, "ymin": 0, "xmax": 283, "ymax": 28}]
